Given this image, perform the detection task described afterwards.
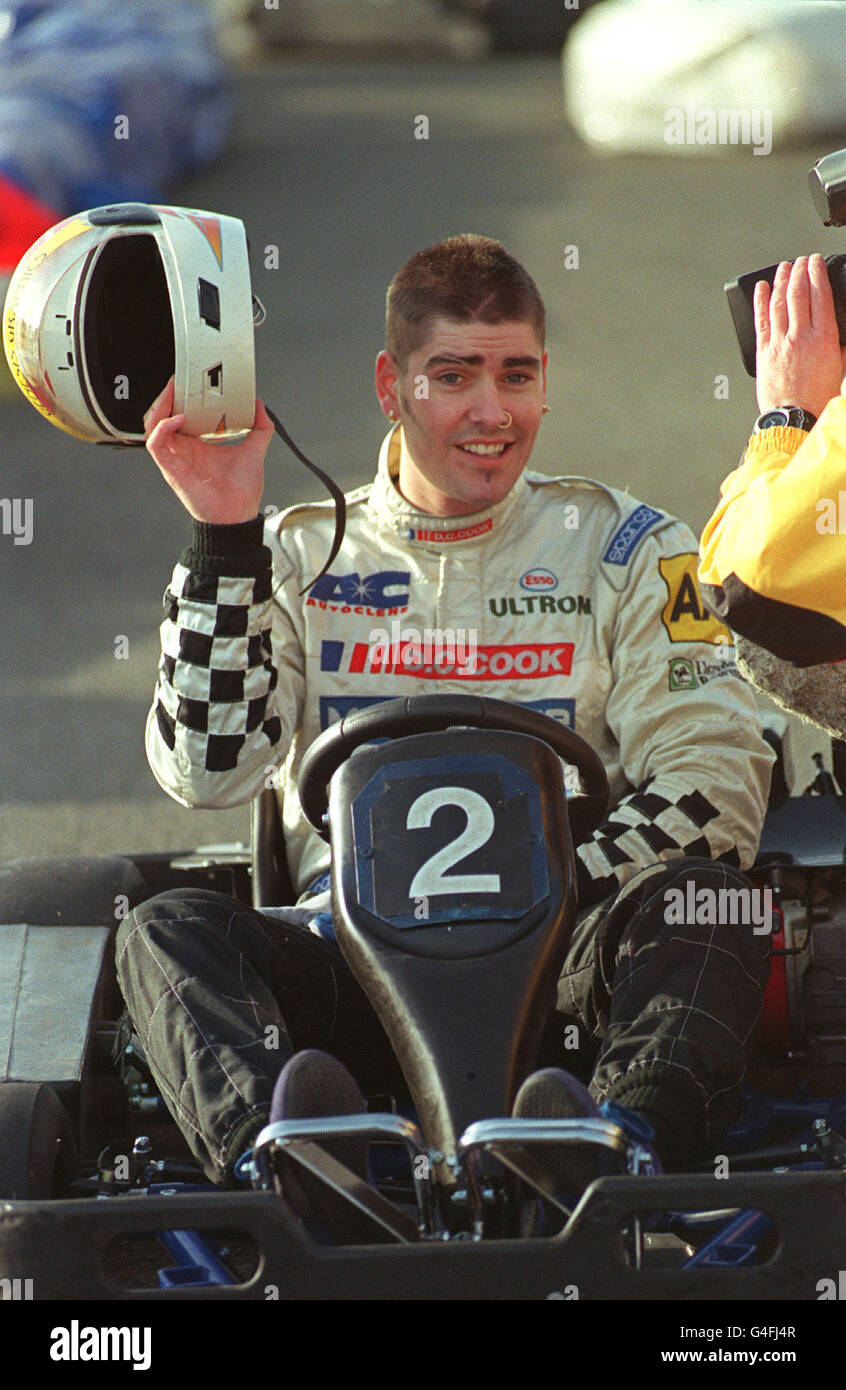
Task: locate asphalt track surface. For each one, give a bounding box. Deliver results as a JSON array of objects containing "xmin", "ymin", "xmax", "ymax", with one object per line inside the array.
[{"xmin": 1, "ymin": 54, "xmax": 843, "ymax": 863}]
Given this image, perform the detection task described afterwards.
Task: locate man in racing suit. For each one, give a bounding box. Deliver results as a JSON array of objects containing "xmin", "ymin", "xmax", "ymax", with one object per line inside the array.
[
  {"xmin": 118, "ymin": 235, "xmax": 774, "ymax": 1186},
  {"xmin": 700, "ymin": 254, "xmax": 846, "ymax": 734}
]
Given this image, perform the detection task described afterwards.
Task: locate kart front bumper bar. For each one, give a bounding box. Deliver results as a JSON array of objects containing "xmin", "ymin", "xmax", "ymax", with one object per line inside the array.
[{"xmin": 2, "ymin": 1170, "xmax": 845, "ymax": 1300}]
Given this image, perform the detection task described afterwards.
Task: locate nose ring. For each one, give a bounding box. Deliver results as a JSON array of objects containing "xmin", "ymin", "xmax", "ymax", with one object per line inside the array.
[{"xmin": 498, "ymin": 411, "xmax": 513, "ymax": 430}]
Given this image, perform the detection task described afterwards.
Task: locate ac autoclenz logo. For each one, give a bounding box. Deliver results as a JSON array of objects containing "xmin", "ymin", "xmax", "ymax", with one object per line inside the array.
[
  {"xmin": 50, "ymin": 1321, "xmax": 151, "ymax": 1371},
  {"xmin": 306, "ymin": 570, "xmax": 411, "ymax": 615}
]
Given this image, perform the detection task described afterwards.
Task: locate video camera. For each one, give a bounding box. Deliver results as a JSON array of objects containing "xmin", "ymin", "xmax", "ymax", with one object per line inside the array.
[{"xmin": 726, "ymin": 149, "xmax": 846, "ymax": 376}]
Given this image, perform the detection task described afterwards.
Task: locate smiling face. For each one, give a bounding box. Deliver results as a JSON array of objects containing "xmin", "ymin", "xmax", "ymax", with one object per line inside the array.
[{"xmin": 375, "ymin": 317, "xmax": 548, "ymax": 517}]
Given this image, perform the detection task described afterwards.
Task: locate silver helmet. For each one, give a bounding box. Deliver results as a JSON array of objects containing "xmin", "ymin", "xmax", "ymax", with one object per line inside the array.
[{"xmin": 3, "ymin": 201, "xmax": 264, "ymax": 445}]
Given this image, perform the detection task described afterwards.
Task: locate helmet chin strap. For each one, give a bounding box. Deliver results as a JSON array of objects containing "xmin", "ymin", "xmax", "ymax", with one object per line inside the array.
[{"xmin": 264, "ymin": 405, "xmax": 347, "ymax": 595}]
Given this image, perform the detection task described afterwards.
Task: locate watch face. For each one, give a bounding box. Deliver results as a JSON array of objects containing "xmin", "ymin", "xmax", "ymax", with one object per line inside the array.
[{"xmin": 758, "ymin": 410, "xmax": 788, "ymax": 429}]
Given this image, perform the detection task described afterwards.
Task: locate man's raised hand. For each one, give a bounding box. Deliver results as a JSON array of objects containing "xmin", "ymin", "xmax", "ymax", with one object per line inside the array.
[
  {"xmin": 754, "ymin": 254, "xmax": 846, "ymax": 420},
  {"xmin": 143, "ymin": 377, "xmax": 275, "ymax": 523}
]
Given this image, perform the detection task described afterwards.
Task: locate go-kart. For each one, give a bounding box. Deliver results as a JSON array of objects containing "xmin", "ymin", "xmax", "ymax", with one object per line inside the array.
[{"xmin": 1, "ymin": 692, "xmax": 846, "ymax": 1302}]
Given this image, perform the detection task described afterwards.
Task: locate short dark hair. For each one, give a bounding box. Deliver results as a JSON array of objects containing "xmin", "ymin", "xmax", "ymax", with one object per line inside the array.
[{"xmin": 385, "ymin": 234, "xmax": 545, "ymax": 367}]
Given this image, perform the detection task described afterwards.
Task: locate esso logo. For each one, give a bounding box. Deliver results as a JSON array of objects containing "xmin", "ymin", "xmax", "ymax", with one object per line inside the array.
[{"xmin": 520, "ymin": 568, "xmax": 558, "ymax": 591}]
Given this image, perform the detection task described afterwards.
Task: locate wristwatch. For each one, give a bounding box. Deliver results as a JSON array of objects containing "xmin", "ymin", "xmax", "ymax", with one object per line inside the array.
[{"xmin": 754, "ymin": 406, "xmax": 818, "ymax": 433}]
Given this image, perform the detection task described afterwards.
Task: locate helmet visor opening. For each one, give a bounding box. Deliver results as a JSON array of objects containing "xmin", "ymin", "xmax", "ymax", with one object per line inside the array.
[{"xmin": 82, "ymin": 234, "xmax": 175, "ymax": 435}]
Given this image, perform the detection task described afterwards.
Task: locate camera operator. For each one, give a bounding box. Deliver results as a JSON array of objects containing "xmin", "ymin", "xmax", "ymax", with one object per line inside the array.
[{"xmin": 699, "ymin": 254, "xmax": 846, "ymax": 734}]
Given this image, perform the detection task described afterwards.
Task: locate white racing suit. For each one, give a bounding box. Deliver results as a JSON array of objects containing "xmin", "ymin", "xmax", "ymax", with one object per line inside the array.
[
  {"xmin": 120, "ymin": 426, "xmax": 776, "ymax": 1180},
  {"xmin": 147, "ymin": 425, "xmax": 773, "ymax": 905}
]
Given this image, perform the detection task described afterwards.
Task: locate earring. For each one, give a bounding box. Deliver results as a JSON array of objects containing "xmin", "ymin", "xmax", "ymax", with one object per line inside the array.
[
  {"xmin": 387, "ymin": 410, "xmax": 398, "ymax": 423},
  {"xmin": 541, "ymin": 404, "xmax": 551, "ymax": 414}
]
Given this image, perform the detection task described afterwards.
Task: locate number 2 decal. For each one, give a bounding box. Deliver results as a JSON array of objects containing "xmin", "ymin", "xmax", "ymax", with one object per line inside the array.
[{"xmin": 407, "ymin": 785, "xmax": 501, "ymax": 898}]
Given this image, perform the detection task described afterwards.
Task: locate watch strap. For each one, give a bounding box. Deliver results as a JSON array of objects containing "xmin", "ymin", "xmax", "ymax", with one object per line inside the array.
[{"xmin": 754, "ymin": 406, "xmax": 818, "ymax": 433}]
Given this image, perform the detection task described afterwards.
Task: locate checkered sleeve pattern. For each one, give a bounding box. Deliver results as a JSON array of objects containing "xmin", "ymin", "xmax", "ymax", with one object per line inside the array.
[
  {"xmin": 575, "ymin": 779, "xmax": 741, "ymax": 909},
  {"xmin": 145, "ymin": 517, "xmax": 300, "ymax": 808},
  {"xmin": 154, "ymin": 561, "xmax": 282, "ymax": 773}
]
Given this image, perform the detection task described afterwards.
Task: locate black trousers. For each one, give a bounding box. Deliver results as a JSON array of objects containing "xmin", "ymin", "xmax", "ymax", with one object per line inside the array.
[{"xmin": 115, "ymin": 857, "xmax": 770, "ymax": 1183}]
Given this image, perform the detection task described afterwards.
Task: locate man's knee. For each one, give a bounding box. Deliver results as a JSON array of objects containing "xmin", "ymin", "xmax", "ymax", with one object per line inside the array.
[
  {"xmin": 618, "ymin": 855, "xmax": 751, "ymax": 905},
  {"xmin": 595, "ymin": 856, "xmax": 770, "ymax": 985},
  {"xmin": 616, "ymin": 858, "xmax": 762, "ymax": 936},
  {"xmin": 646, "ymin": 857, "xmax": 770, "ymax": 962},
  {"xmin": 117, "ymin": 886, "xmax": 194, "ymax": 955},
  {"xmin": 115, "ymin": 886, "xmax": 244, "ymax": 985}
]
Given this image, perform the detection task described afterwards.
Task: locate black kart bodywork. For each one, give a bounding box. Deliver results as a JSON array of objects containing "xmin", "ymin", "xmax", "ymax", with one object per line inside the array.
[{"xmin": 2, "ymin": 695, "xmax": 846, "ymax": 1302}]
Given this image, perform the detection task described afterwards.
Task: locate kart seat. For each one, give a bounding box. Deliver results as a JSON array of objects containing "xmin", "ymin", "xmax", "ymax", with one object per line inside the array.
[{"xmin": 295, "ymin": 696, "xmax": 610, "ymax": 1186}]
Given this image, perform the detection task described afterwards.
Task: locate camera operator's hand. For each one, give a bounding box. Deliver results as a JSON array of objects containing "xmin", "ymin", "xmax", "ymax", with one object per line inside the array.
[
  {"xmin": 754, "ymin": 255, "xmax": 846, "ymax": 420},
  {"xmin": 143, "ymin": 377, "xmax": 275, "ymax": 524}
]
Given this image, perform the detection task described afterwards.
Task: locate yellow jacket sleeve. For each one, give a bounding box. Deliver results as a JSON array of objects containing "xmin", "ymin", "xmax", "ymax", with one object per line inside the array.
[{"xmin": 699, "ymin": 397, "xmax": 846, "ymax": 664}]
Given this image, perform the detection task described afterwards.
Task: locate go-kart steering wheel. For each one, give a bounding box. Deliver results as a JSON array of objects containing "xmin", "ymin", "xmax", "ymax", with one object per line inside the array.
[{"xmin": 298, "ymin": 693, "xmax": 610, "ymax": 845}]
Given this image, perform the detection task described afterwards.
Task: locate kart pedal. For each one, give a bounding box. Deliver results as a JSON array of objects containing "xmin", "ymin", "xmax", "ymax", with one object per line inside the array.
[{"xmin": 257, "ymin": 1053, "xmax": 427, "ymax": 1242}]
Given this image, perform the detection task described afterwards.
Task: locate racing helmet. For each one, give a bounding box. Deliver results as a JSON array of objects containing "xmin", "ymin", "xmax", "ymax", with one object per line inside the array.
[{"xmin": 2, "ymin": 202, "xmax": 264, "ymax": 445}]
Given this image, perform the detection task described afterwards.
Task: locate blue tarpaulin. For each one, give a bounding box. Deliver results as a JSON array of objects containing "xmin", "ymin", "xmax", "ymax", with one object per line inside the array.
[{"xmin": 0, "ymin": 0, "xmax": 233, "ymax": 212}]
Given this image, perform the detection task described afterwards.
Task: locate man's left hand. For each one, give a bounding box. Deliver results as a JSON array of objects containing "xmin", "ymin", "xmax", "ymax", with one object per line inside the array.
[{"xmin": 754, "ymin": 254, "xmax": 846, "ymax": 419}]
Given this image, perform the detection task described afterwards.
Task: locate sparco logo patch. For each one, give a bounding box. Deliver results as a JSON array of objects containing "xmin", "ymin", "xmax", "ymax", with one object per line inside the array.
[
  {"xmin": 602, "ymin": 505, "xmax": 663, "ymax": 565},
  {"xmin": 348, "ymin": 640, "xmax": 574, "ymax": 680},
  {"xmin": 520, "ymin": 568, "xmax": 558, "ymax": 591},
  {"xmin": 406, "ymin": 519, "xmax": 493, "ymax": 543},
  {"xmin": 659, "ymin": 553, "xmax": 732, "ymax": 645}
]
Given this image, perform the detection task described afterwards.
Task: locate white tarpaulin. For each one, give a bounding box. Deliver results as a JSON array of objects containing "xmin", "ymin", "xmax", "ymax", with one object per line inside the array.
[{"xmin": 563, "ymin": 0, "xmax": 846, "ymax": 155}]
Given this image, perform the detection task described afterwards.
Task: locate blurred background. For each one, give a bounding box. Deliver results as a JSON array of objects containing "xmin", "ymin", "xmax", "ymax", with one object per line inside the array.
[{"xmin": 2, "ymin": 0, "xmax": 846, "ymax": 862}]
